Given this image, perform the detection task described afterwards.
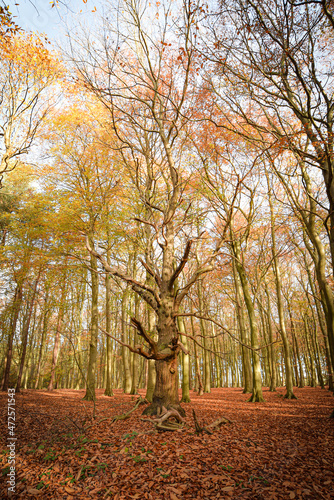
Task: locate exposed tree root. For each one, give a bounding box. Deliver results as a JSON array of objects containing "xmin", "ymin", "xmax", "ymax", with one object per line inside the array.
[
  {"xmin": 192, "ymin": 409, "xmax": 232, "ymax": 434},
  {"xmin": 111, "ymin": 396, "xmax": 148, "ymax": 423},
  {"xmin": 248, "ymin": 392, "xmax": 265, "ymax": 403},
  {"xmin": 284, "ymin": 392, "xmax": 298, "ymax": 400},
  {"xmin": 65, "ymin": 396, "xmax": 150, "ymax": 433},
  {"xmin": 145, "ymin": 406, "xmax": 186, "ymax": 431},
  {"xmin": 143, "ymin": 401, "xmax": 186, "ymax": 417}
]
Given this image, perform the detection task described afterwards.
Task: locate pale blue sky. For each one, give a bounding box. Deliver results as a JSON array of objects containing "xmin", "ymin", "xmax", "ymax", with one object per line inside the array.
[{"xmin": 7, "ymin": 0, "xmax": 98, "ymax": 40}]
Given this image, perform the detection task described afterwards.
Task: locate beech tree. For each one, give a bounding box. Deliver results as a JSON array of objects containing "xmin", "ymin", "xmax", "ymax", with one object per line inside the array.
[
  {"xmin": 42, "ymin": 102, "xmax": 120, "ymax": 400},
  {"xmin": 0, "ymin": 32, "xmax": 59, "ymax": 185},
  {"xmin": 209, "ymin": 0, "xmax": 334, "ymax": 261},
  {"xmin": 69, "ymin": 0, "xmax": 232, "ymax": 415}
]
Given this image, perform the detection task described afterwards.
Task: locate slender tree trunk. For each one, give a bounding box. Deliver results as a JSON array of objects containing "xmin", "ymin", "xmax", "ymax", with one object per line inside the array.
[
  {"xmin": 190, "ymin": 308, "xmax": 203, "ymax": 395},
  {"xmin": 104, "ymin": 270, "xmax": 113, "ymax": 396},
  {"xmin": 258, "ymin": 298, "xmax": 271, "ymax": 388},
  {"xmin": 233, "ymin": 260, "xmax": 252, "ymax": 393},
  {"xmin": 121, "ymin": 288, "xmax": 132, "ymax": 394},
  {"xmin": 264, "ymin": 284, "xmax": 277, "ymax": 391},
  {"xmin": 35, "ymin": 293, "xmax": 50, "ymax": 390},
  {"xmin": 2, "ymin": 285, "xmax": 23, "ymax": 391},
  {"xmin": 48, "ymin": 271, "xmax": 67, "ymax": 391},
  {"xmin": 304, "ymin": 262, "xmax": 333, "ymax": 390},
  {"xmin": 178, "ymin": 316, "xmax": 190, "ymax": 403},
  {"xmin": 232, "ymin": 240, "xmax": 264, "ymax": 402},
  {"xmin": 16, "ymin": 274, "xmax": 40, "ymax": 393},
  {"xmin": 130, "ymin": 295, "xmax": 140, "ymax": 395},
  {"xmin": 266, "ymin": 170, "xmax": 296, "ymax": 399},
  {"xmin": 84, "ymin": 243, "xmax": 99, "ymax": 401},
  {"xmin": 297, "ymin": 165, "xmax": 334, "ymax": 389},
  {"xmin": 197, "ymin": 281, "xmax": 211, "ymax": 393},
  {"xmin": 289, "ymin": 309, "xmax": 305, "ymax": 388},
  {"xmin": 304, "ymin": 316, "xmax": 318, "ymax": 387}
]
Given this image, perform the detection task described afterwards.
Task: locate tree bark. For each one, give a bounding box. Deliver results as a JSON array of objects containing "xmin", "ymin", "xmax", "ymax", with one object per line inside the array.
[
  {"xmin": 104, "ymin": 269, "xmax": 113, "ymax": 397},
  {"xmin": 2, "ymin": 284, "xmax": 23, "ymax": 391},
  {"xmin": 232, "ymin": 240, "xmax": 264, "ymax": 402},
  {"xmin": 178, "ymin": 316, "xmax": 190, "ymax": 403},
  {"xmin": 233, "ymin": 259, "xmax": 252, "ymax": 393},
  {"xmin": 16, "ymin": 274, "xmax": 40, "ymax": 393},
  {"xmin": 83, "ymin": 243, "xmax": 99, "ymax": 401}
]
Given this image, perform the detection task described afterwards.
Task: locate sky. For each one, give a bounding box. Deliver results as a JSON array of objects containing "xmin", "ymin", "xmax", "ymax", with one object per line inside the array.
[{"xmin": 7, "ymin": 0, "xmax": 99, "ymax": 41}]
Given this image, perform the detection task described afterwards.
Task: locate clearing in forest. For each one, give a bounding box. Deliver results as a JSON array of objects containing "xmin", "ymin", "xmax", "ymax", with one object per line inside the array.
[{"xmin": 0, "ymin": 387, "xmax": 333, "ymax": 499}]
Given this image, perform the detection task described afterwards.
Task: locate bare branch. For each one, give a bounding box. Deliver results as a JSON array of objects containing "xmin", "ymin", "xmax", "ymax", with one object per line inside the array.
[{"xmin": 169, "ymin": 240, "xmax": 192, "ymax": 290}]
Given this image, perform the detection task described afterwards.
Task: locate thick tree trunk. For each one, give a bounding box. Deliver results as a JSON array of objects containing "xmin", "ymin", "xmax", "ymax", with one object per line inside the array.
[
  {"xmin": 143, "ymin": 295, "xmax": 184, "ymax": 416},
  {"xmin": 145, "ymin": 307, "xmax": 156, "ymax": 402},
  {"xmin": 143, "ymin": 355, "xmax": 184, "ymax": 416}
]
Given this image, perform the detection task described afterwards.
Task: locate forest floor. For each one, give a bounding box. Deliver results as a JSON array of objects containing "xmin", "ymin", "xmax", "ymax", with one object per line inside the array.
[{"xmin": 0, "ymin": 387, "xmax": 334, "ymax": 500}]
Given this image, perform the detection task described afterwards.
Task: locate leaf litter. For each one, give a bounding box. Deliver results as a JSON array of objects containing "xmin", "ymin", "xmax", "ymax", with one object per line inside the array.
[{"xmin": 1, "ymin": 387, "xmax": 333, "ymax": 499}]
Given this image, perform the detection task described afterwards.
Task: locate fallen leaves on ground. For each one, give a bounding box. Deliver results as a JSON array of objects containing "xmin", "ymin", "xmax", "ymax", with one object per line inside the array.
[{"xmin": 1, "ymin": 387, "xmax": 334, "ymax": 499}]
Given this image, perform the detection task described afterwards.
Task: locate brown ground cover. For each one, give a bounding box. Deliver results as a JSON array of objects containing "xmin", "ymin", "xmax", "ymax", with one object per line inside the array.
[{"xmin": 1, "ymin": 387, "xmax": 334, "ymax": 499}]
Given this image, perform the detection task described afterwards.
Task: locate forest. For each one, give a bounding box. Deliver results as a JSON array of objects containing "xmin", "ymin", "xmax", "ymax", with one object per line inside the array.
[{"xmin": 0, "ymin": 0, "xmax": 334, "ymax": 499}]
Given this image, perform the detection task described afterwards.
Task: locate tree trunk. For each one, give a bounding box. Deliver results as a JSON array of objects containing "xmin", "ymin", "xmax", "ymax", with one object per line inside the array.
[
  {"xmin": 48, "ymin": 271, "xmax": 67, "ymax": 391},
  {"xmin": 130, "ymin": 295, "xmax": 140, "ymax": 395},
  {"xmin": 143, "ymin": 295, "xmax": 184, "ymax": 416},
  {"xmin": 2, "ymin": 285, "xmax": 23, "ymax": 391},
  {"xmin": 190, "ymin": 304, "xmax": 204, "ymax": 395},
  {"xmin": 145, "ymin": 307, "xmax": 156, "ymax": 402},
  {"xmin": 104, "ymin": 271, "xmax": 113, "ymax": 397},
  {"xmin": 197, "ymin": 281, "xmax": 211, "ymax": 393},
  {"xmin": 16, "ymin": 275, "xmax": 40, "ymax": 393},
  {"xmin": 264, "ymin": 284, "xmax": 277, "ymax": 391},
  {"xmin": 233, "ymin": 240, "xmax": 264, "ymax": 402},
  {"xmin": 233, "ymin": 259, "xmax": 252, "ymax": 393},
  {"xmin": 304, "ymin": 316, "xmax": 318, "ymax": 387},
  {"xmin": 83, "ymin": 245, "xmax": 99, "ymax": 401},
  {"xmin": 35, "ymin": 293, "xmax": 50, "ymax": 390},
  {"xmin": 121, "ymin": 288, "xmax": 132, "ymax": 394},
  {"xmin": 266, "ymin": 169, "xmax": 296, "ymax": 399},
  {"xmin": 178, "ymin": 316, "xmax": 190, "ymax": 403}
]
